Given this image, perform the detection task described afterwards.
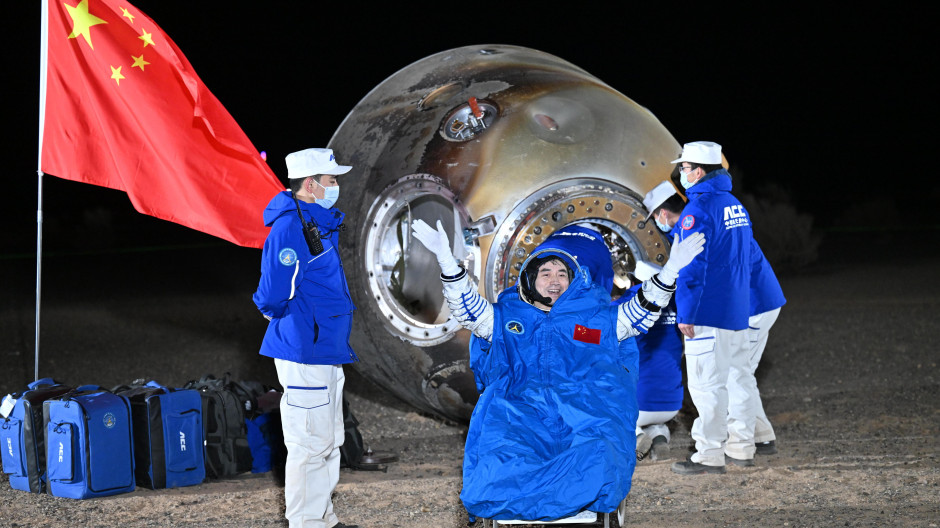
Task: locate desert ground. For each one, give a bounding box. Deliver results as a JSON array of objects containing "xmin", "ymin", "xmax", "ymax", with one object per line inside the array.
[{"xmin": 1, "ymin": 229, "xmax": 938, "ymax": 527}]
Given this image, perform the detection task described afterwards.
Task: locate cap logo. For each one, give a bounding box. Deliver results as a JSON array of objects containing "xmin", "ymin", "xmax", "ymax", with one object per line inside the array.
[{"xmin": 682, "ymin": 215, "xmax": 695, "ymax": 230}]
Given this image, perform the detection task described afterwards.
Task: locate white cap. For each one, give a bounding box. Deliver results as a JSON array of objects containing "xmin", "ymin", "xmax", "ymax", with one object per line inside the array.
[
  {"xmin": 285, "ymin": 148, "xmax": 352, "ymax": 179},
  {"xmin": 643, "ymin": 181, "xmax": 679, "ymax": 220},
  {"xmin": 632, "ymin": 261, "xmax": 663, "ymax": 282},
  {"xmin": 670, "ymin": 141, "xmax": 722, "ymax": 165}
]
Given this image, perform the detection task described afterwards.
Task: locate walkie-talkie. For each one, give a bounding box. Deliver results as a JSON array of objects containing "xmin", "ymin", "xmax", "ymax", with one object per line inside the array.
[{"xmin": 291, "ymin": 192, "xmax": 324, "ymax": 255}]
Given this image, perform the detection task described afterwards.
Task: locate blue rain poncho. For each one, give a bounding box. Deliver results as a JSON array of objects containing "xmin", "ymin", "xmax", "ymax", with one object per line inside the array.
[{"xmin": 461, "ymin": 227, "xmax": 639, "ymax": 521}]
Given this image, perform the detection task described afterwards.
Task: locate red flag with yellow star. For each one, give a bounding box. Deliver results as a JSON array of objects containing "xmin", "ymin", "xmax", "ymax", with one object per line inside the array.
[
  {"xmin": 39, "ymin": 0, "xmax": 283, "ymax": 248},
  {"xmin": 573, "ymin": 324, "xmax": 601, "ymax": 345}
]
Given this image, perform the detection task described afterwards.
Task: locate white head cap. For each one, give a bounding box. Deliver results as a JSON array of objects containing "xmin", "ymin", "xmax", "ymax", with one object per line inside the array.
[
  {"xmin": 670, "ymin": 141, "xmax": 722, "ymax": 165},
  {"xmin": 285, "ymin": 148, "xmax": 352, "ymax": 179},
  {"xmin": 643, "ymin": 181, "xmax": 679, "ymax": 220}
]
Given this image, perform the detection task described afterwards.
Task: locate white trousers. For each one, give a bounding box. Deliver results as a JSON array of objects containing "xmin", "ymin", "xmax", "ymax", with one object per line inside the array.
[
  {"xmin": 636, "ymin": 410, "xmax": 678, "ymax": 442},
  {"xmin": 274, "ymin": 359, "xmax": 346, "ymax": 528},
  {"xmin": 684, "ymin": 325, "xmax": 750, "ymax": 466},
  {"xmin": 727, "ymin": 308, "xmax": 780, "ymax": 451}
]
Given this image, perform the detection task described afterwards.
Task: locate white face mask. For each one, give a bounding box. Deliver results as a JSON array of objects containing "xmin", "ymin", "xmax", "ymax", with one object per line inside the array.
[
  {"xmin": 315, "ymin": 180, "xmax": 340, "ymax": 209},
  {"xmin": 679, "ymin": 166, "xmax": 695, "ymax": 189},
  {"xmin": 651, "ymin": 210, "xmax": 670, "ymax": 232}
]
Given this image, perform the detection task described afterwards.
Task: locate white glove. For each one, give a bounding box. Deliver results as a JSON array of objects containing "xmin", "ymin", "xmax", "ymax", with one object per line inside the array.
[
  {"xmin": 411, "ymin": 219, "xmax": 462, "ymax": 276},
  {"xmin": 657, "ymin": 232, "xmax": 705, "ymax": 285}
]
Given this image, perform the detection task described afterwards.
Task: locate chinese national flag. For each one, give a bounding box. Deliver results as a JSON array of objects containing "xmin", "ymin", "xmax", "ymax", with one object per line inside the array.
[
  {"xmin": 40, "ymin": 0, "xmax": 283, "ymax": 248},
  {"xmin": 573, "ymin": 324, "xmax": 601, "ymax": 345}
]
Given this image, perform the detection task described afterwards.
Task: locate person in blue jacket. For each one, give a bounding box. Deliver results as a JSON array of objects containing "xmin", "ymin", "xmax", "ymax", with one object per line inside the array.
[
  {"xmin": 617, "ymin": 260, "xmax": 684, "ymax": 462},
  {"xmin": 253, "ymin": 148, "xmax": 359, "ymax": 528},
  {"xmin": 645, "ymin": 169, "xmax": 787, "ymax": 467},
  {"xmin": 644, "ymin": 180, "xmax": 686, "ymax": 239},
  {"xmin": 411, "ymin": 219, "xmax": 704, "ymax": 523},
  {"xmin": 628, "ymin": 181, "xmax": 690, "ymax": 461},
  {"xmin": 732, "ymin": 234, "xmax": 786, "ymax": 458},
  {"xmin": 650, "ymin": 141, "xmax": 760, "ymax": 475}
]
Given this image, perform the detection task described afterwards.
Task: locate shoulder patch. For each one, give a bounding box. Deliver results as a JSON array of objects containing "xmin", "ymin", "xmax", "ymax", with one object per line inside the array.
[
  {"xmin": 505, "ymin": 320, "xmax": 525, "ymax": 335},
  {"xmin": 279, "ymin": 248, "xmax": 298, "ymax": 266},
  {"xmin": 681, "ymin": 215, "xmax": 696, "ymax": 230}
]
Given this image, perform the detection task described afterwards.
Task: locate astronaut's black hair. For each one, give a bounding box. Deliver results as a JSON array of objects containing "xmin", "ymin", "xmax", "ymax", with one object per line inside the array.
[{"xmin": 518, "ymin": 254, "xmax": 572, "ymax": 307}]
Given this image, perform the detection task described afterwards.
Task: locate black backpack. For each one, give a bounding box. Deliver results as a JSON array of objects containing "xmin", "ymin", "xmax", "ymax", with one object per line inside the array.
[
  {"xmin": 224, "ymin": 378, "xmax": 286, "ymax": 479},
  {"xmin": 224, "ymin": 379, "xmax": 364, "ymax": 474},
  {"xmin": 182, "ymin": 375, "xmax": 251, "ymax": 478},
  {"xmin": 224, "ymin": 379, "xmax": 272, "ymax": 420},
  {"xmin": 339, "ymin": 397, "xmax": 365, "ymax": 470}
]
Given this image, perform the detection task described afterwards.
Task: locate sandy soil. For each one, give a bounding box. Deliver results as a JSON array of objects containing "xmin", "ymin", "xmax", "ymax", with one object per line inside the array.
[{"xmin": 1, "ymin": 230, "xmax": 939, "ymax": 527}]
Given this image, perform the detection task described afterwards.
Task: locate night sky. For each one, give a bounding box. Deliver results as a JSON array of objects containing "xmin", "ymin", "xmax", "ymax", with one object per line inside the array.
[{"xmin": 4, "ymin": 3, "xmax": 934, "ymax": 257}]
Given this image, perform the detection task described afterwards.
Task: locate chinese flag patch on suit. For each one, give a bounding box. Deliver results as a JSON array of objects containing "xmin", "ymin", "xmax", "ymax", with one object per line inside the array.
[{"xmin": 573, "ymin": 324, "xmax": 602, "ymax": 345}]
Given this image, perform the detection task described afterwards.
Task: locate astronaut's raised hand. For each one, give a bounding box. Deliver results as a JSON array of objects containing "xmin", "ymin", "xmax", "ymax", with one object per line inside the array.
[
  {"xmin": 657, "ymin": 232, "xmax": 706, "ymax": 285},
  {"xmin": 411, "ymin": 219, "xmax": 463, "ymax": 276}
]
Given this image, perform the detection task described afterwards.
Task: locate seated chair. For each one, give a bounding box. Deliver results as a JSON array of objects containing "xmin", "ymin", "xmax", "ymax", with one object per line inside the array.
[{"xmin": 481, "ymin": 509, "xmax": 612, "ymax": 527}]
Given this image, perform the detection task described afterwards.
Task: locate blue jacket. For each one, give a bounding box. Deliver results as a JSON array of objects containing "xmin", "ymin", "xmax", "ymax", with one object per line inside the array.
[
  {"xmin": 462, "ymin": 251, "xmax": 637, "ymax": 521},
  {"xmin": 675, "ymin": 169, "xmax": 752, "ymax": 330},
  {"xmin": 253, "ymin": 191, "xmax": 357, "ymax": 365},
  {"xmin": 750, "ymin": 238, "xmax": 786, "ymax": 316},
  {"xmin": 618, "ymin": 285, "xmax": 684, "ymax": 412}
]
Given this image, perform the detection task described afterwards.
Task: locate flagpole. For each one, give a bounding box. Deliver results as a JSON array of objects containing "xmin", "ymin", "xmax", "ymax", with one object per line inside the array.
[
  {"xmin": 35, "ymin": 173, "xmax": 43, "ymax": 384},
  {"xmin": 36, "ymin": 0, "xmax": 50, "ymax": 382}
]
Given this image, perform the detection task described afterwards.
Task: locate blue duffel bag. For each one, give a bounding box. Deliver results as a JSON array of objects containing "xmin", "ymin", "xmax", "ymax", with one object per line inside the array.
[
  {"xmin": 114, "ymin": 379, "xmax": 205, "ymax": 489},
  {"xmin": 1, "ymin": 378, "xmax": 74, "ymax": 493},
  {"xmin": 43, "ymin": 388, "xmax": 136, "ymax": 499}
]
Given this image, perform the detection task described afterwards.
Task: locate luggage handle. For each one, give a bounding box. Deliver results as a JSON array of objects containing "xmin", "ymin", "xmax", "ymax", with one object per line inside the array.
[
  {"xmin": 57, "ymin": 386, "xmax": 106, "ymax": 405},
  {"xmin": 185, "ymin": 373, "xmax": 233, "ymax": 390},
  {"xmin": 26, "ymin": 377, "xmax": 57, "ymax": 390}
]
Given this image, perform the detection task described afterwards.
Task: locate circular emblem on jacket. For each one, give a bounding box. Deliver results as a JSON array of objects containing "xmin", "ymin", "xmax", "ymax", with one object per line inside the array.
[
  {"xmin": 279, "ymin": 248, "xmax": 298, "ymax": 266},
  {"xmin": 681, "ymin": 215, "xmax": 696, "ymax": 230},
  {"xmin": 505, "ymin": 320, "xmax": 525, "ymax": 334},
  {"xmin": 103, "ymin": 412, "xmax": 116, "ymax": 429}
]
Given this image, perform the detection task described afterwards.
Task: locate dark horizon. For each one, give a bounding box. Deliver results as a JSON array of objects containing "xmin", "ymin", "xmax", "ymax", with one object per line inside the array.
[{"xmin": 5, "ymin": 3, "xmax": 936, "ymax": 256}]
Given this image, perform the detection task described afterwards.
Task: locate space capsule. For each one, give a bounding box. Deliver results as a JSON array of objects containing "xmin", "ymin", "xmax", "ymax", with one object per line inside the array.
[{"xmin": 329, "ymin": 45, "xmax": 679, "ymax": 422}]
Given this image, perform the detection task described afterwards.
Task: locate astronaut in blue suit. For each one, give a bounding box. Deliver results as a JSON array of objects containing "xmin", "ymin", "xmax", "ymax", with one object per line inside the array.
[{"xmin": 411, "ymin": 220, "xmax": 704, "ymax": 522}]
